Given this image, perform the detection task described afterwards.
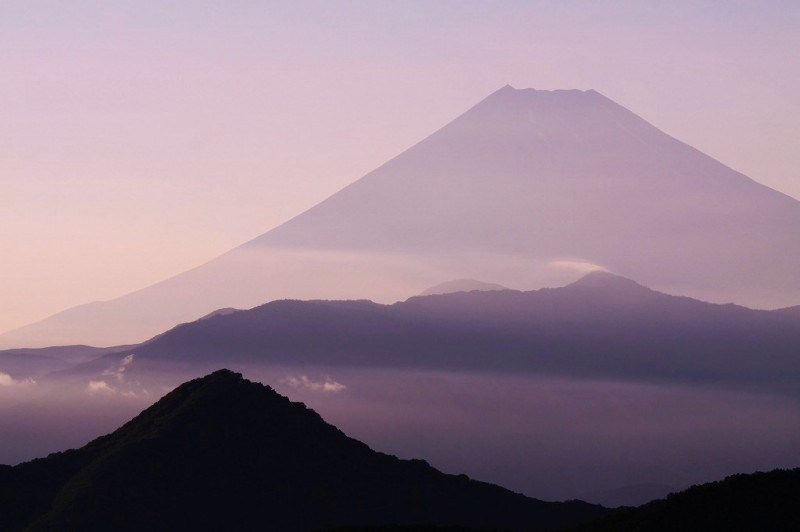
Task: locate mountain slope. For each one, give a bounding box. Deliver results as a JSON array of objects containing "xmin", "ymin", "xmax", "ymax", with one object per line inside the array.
[
  {"xmin": 79, "ymin": 272, "xmax": 800, "ymax": 396},
  {"xmin": 4, "ymin": 85, "xmax": 800, "ymax": 348},
  {"xmin": 573, "ymin": 468, "xmax": 800, "ymax": 531},
  {"xmin": 0, "ymin": 370, "xmax": 609, "ymax": 531},
  {"xmin": 252, "ymin": 86, "xmax": 796, "ymax": 255}
]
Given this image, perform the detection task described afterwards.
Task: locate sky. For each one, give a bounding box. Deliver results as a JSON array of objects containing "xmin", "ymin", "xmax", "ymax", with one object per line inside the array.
[{"xmin": 2, "ymin": 1, "xmax": 799, "ymax": 335}]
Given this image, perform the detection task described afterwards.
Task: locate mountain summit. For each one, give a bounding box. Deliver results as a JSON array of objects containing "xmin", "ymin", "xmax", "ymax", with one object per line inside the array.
[
  {"xmin": 250, "ymin": 85, "xmax": 799, "ymax": 263},
  {"xmin": 0, "ymin": 370, "xmax": 608, "ymax": 531},
  {"xmin": 4, "ymin": 86, "xmax": 799, "ymax": 347}
]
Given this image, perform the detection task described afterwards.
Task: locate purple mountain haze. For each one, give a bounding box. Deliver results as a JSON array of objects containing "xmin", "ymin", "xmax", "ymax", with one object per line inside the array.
[
  {"xmin": 3, "ymin": 86, "xmax": 799, "ymax": 348},
  {"xmin": 1, "ymin": 273, "xmax": 798, "ymax": 504},
  {"xmin": 54, "ymin": 271, "xmax": 800, "ymax": 399}
]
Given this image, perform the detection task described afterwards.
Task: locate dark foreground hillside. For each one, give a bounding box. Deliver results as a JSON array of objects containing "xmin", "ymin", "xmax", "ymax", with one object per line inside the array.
[
  {"xmin": 0, "ymin": 370, "xmax": 607, "ymax": 531},
  {"xmin": 572, "ymin": 468, "xmax": 800, "ymax": 532}
]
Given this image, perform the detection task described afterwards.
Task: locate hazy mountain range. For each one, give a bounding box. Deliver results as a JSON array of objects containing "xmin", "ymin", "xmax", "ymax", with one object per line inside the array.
[
  {"xmin": 1, "ymin": 273, "xmax": 798, "ymax": 507},
  {"xmin": 4, "ymin": 85, "xmax": 799, "ymax": 348},
  {"xmin": 47, "ymin": 271, "xmax": 799, "ymax": 398}
]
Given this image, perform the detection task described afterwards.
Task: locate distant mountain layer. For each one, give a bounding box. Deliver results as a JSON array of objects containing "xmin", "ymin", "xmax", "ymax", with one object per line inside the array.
[
  {"xmin": 4, "ymin": 85, "xmax": 799, "ymax": 348},
  {"xmin": 0, "ymin": 370, "xmax": 608, "ymax": 531},
  {"xmin": 0, "ymin": 344, "xmax": 131, "ymax": 380},
  {"xmin": 575, "ymin": 468, "xmax": 800, "ymax": 531},
  {"xmin": 76, "ymin": 272, "xmax": 800, "ymax": 396},
  {"xmin": 420, "ymin": 278, "xmax": 508, "ymax": 296}
]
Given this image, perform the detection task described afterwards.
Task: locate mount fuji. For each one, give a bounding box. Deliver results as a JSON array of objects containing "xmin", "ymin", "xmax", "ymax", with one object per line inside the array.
[{"xmin": 4, "ymin": 85, "xmax": 799, "ymax": 347}]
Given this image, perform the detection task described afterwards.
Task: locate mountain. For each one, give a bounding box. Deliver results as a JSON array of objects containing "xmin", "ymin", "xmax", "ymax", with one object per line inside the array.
[
  {"xmin": 0, "ymin": 345, "xmax": 131, "ymax": 380},
  {"xmin": 580, "ymin": 483, "xmax": 678, "ymax": 509},
  {"xmin": 573, "ymin": 468, "xmax": 800, "ymax": 531},
  {"xmin": 775, "ymin": 305, "xmax": 800, "ymax": 318},
  {"xmin": 4, "ymin": 85, "xmax": 800, "ymax": 348},
  {"xmin": 0, "ymin": 369, "xmax": 609, "ymax": 531},
  {"xmin": 420, "ymin": 279, "xmax": 508, "ymax": 296},
  {"xmin": 76, "ymin": 272, "xmax": 800, "ymax": 396}
]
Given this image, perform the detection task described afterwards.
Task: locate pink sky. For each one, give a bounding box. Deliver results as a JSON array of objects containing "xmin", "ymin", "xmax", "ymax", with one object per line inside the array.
[{"xmin": 2, "ymin": 1, "xmax": 799, "ymax": 336}]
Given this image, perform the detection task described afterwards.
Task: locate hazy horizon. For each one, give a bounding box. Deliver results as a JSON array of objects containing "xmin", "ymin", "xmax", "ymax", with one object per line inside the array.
[{"xmin": 3, "ymin": 1, "xmax": 800, "ymax": 336}]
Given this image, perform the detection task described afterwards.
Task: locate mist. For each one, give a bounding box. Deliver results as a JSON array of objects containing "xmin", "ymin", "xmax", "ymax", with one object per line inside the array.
[{"xmin": 273, "ymin": 368, "xmax": 800, "ymax": 502}]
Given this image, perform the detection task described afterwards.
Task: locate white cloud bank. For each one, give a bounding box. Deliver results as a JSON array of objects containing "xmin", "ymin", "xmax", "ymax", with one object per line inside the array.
[
  {"xmin": 87, "ymin": 355, "xmax": 150, "ymax": 398},
  {"xmin": 85, "ymin": 378, "xmax": 148, "ymax": 398},
  {"xmin": 548, "ymin": 260, "xmax": 607, "ymax": 274},
  {"xmin": 102, "ymin": 354, "xmax": 135, "ymax": 382},
  {"xmin": 87, "ymin": 380, "xmax": 115, "ymax": 394},
  {"xmin": 0, "ymin": 372, "xmax": 35, "ymax": 387},
  {"xmin": 281, "ymin": 375, "xmax": 347, "ymax": 393}
]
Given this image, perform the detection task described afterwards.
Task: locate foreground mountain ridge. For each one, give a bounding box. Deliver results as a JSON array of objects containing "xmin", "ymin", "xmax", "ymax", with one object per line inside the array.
[
  {"xmin": 0, "ymin": 369, "xmax": 608, "ymax": 531},
  {"xmin": 573, "ymin": 467, "xmax": 800, "ymax": 531},
  {"xmin": 3, "ymin": 85, "xmax": 799, "ymax": 348}
]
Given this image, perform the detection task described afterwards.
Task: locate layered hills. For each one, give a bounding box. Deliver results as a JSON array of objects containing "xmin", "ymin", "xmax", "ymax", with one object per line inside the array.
[
  {"xmin": 71, "ymin": 272, "xmax": 800, "ymax": 396},
  {"xmin": 3, "ymin": 86, "xmax": 799, "ymax": 348},
  {"xmin": 0, "ymin": 369, "xmax": 608, "ymax": 531}
]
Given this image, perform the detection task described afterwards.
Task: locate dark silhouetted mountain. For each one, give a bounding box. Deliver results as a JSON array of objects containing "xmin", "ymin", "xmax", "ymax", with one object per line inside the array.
[
  {"xmin": 0, "ymin": 370, "xmax": 608, "ymax": 531},
  {"xmin": 4, "ymin": 86, "xmax": 799, "ymax": 348},
  {"xmin": 77, "ymin": 272, "xmax": 800, "ymax": 396},
  {"xmin": 420, "ymin": 279, "xmax": 509, "ymax": 296},
  {"xmin": 573, "ymin": 468, "xmax": 800, "ymax": 531},
  {"xmin": 580, "ymin": 483, "xmax": 678, "ymax": 508}
]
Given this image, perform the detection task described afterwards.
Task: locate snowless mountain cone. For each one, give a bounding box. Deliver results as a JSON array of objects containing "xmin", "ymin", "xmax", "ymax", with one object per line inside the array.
[{"xmin": 3, "ymin": 85, "xmax": 799, "ymax": 348}]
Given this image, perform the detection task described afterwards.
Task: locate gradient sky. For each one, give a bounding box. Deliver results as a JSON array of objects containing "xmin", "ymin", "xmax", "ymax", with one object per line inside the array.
[{"xmin": 2, "ymin": 1, "xmax": 799, "ymax": 335}]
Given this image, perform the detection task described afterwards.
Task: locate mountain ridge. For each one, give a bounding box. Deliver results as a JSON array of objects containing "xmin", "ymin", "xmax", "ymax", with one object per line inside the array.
[
  {"xmin": 573, "ymin": 468, "xmax": 800, "ymax": 531},
  {"xmin": 0, "ymin": 369, "xmax": 609, "ymax": 531},
  {"xmin": 58, "ymin": 272, "xmax": 800, "ymax": 397}
]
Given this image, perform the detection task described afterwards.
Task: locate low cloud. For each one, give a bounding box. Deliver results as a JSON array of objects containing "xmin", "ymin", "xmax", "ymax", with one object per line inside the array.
[
  {"xmin": 87, "ymin": 374, "xmax": 148, "ymax": 398},
  {"xmin": 87, "ymin": 380, "xmax": 115, "ymax": 394},
  {"xmin": 102, "ymin": 354, "xmax": 135, "ymax": 382},
  {"xmin": 0, "ymin": 372, "xmax": 35, "ymax": 387},
  {"xmin": 548, "ymin": 260, "xmax": 607, "ymax": 274},
  {"xmin": 281, "ymin": 375, "xmax": 347, "ymax": 393}
]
